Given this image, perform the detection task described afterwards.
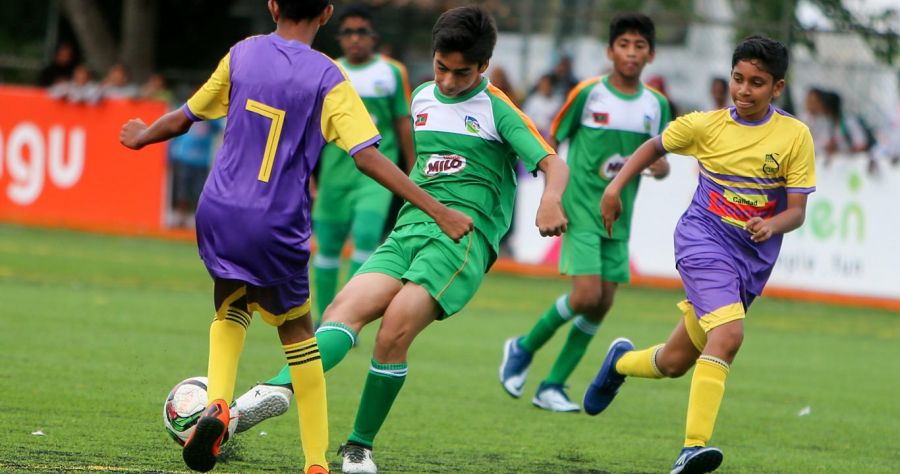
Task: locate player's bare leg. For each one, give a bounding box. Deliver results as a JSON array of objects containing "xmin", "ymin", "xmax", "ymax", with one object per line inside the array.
[
  {"xmin": 341, "ymin": 282, "xmax": 440, "ymax": 474},
  {"xmin": 235, "ymin": 273, "xmax": 401, "ymax": 433}
]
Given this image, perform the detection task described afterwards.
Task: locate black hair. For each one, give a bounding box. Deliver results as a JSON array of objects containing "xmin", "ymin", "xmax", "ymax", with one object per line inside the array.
[
  {"xmin": 274, "ymin": 0, "xmax": 330, "ymax": 22},
  {"xmin": 711, "ymin": 77, "xmax": 728, "ymax": 89},
  {"xmin": 608, "ymin": 13, "xmax": 655, "ymax": 51},
  {"xmin": 810, "ymin": 87, "xmax": 842, "ymax": 120},
  {"xmin": 338, "ymin": 4, "xmax": 374, "ymax": 27},
  {"xmin": 432, "ymin": 5, "xmax": 497, "ymax": 66},
  {"xmin": 732, "ymin": 35, "xmax": 789, "ymax": 81}
]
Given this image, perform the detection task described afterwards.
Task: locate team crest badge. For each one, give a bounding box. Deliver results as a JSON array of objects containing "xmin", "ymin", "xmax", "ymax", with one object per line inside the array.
[
  {"xmin": 415, "ymin": 113, "xmax": 428, "ymax": 127},
  {"xmin": 592, "ymin": 112, "xmax": 609, "ymax": 125},
  {"xmin": 643, "ymin": 114, "xmax": 652, "ymax": 133},
  {"xmin": 762, "ymin": 153, "xmax": 780, "ymax": 175},
  {"xmin": 464, "ymin": 115, "xmax": 481, "ymax": 134}
]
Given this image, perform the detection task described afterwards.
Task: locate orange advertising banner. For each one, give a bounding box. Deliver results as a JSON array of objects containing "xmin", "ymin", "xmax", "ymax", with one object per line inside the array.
[{"xmin": 0, "ymin": 85, "xmax": 168, "ymax": 232}]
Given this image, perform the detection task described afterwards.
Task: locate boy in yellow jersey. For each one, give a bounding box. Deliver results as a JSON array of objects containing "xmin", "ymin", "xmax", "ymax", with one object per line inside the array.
[
  {"xmin": 119, "ymin": 0, "xmax": 471, "ymax": 472},
  {"xmin": 583, "ymin": 36, "xmax": 816, "ymax": 474}
]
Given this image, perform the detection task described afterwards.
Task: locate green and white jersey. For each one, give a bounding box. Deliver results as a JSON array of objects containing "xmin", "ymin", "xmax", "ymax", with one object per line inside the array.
[
  {"xmin": 319, "ymin": 55, "xmax": 410, "ymax": 188},
  {"xmin": 553, "ymin": 75, "xmax": 671, "ymax": 240},
  {"xmin": 396, "ymin": 77, "xmax": 554, "ymax": 261}
]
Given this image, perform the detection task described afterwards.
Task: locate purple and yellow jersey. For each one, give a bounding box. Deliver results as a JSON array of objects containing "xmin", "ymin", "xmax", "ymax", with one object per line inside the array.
[
  {"xmin": 660, "ymin": 105, "xmax": 816, "ymax": 295},
  {"xmin": 183, "ymin": 33, "xmax": 380, "ymax": 286}
]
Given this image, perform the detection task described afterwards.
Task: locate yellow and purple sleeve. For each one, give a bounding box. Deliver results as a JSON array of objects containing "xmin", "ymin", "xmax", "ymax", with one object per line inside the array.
[
  {"xmin": 786, "ymin": 127, "xmax": 817, "ymax": 193},
  {"xmin": 660, "ymin": 112, "xmax": 701, "ymax": 156},
  {"xmin": 321, "ymin": 80, "xmax": 381, "ymax": 155},
  {"xmin": 184, "ymin": 52, "xmax": 231, "ymax": 121}
]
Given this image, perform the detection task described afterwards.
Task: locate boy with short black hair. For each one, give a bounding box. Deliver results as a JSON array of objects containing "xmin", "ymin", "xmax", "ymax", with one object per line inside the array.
[
  {"xmin": 119, "ymin": 0, "xmax": 471, "ymax": 472},
  {"xmin": 500, "ymin": 12, "xmax": 671, "ymax": 412},
  {"xmin": 234, "ymin": 6, "xmax": 569, "ymax": 473},
  {"xmin": 584, "ymin": 35, "xmax": 815, "ymax": 473}
]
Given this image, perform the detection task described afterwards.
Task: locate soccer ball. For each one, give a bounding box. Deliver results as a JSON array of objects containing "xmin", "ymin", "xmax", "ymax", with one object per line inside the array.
[{"xmin": 163, "ymin": 376, "xmax": 238, "ymax": 446}]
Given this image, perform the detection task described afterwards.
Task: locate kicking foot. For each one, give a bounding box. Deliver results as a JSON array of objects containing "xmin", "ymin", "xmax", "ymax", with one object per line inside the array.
[{"xmin": 233, "ymin": 383, "xmax": 293, "ymax": 433}]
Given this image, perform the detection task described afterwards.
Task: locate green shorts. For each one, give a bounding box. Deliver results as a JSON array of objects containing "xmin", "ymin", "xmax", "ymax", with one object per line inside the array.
[
  {"xmin": 558, "ymin": 231, "xmax": 630, "ymax": 283},
  {"xmin": 356, "ymin": 222, "xmax": 490, "ymax": 318},
  {"xmin": 312, "ymin": 175, "xmax": 393, "ymax": 224}
]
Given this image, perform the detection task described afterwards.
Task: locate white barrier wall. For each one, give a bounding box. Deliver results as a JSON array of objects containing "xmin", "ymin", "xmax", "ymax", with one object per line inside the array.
[{"xmin": 511, "ymin": 153, "xmax": 900, "ymax": 302}]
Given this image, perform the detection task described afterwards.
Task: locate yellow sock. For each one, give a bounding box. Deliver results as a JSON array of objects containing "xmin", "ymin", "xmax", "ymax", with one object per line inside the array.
[
  {"xmin": 207, "ymin": 308, "xmax": 251, "ymax": 404},
  {"xmin": 684, "ymin": 355, "xmax": 730, "ymax": 447},
  {"xmin": 284, "ymin": 337, "xmax": 328, "ymax": 471},
  {"xmin": 615, "ymin": 344, "xmax": 665, "ymax": 378}
]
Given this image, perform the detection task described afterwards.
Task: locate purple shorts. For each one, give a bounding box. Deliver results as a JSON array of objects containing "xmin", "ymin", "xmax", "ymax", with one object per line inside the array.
[
  {"xmin": 676, "ymin": 254, "xmax": 756, "ymax": 331},
  {"xmin": 213, "ymin": 272, "xmax": 310, "ymax": 326}
]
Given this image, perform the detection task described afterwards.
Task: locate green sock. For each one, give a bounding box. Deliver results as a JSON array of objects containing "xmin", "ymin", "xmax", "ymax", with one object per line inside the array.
[
  {"xmin": 347, "ymin": 358, "xmax": 408, "ymax": 448},
  {"xmin": 265, "ymin": 363, "xmax": 293, "ymax": 386},
  {"xmin": 544, "ymin": 316, "xmax": 600, "ymax": 385},
  {"xmin": 313, "ymin": 255, "xmax": 341, "ymax": 325},
  {"xmin": 520, "ymin": 294, "xmax": 574, "ymax": 353},
  {"xmin": 264, "ymin": 322, "xmax": 358, "ymax": 387}
]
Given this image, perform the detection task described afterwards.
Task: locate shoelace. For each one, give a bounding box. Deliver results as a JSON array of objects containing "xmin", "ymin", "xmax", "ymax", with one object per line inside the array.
[{"xmin": 341, "ymin": 445, "xmax": 367, "ymax": 463}]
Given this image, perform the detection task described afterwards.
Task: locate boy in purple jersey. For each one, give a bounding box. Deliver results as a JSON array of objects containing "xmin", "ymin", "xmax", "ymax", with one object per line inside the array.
[
  {"xmin": 584, "ymin": 36, "xmax": 815, "ymax": 473},
  {"xmin": 119, "ymin": 1, "xmax": 472, "ymax": 472}
]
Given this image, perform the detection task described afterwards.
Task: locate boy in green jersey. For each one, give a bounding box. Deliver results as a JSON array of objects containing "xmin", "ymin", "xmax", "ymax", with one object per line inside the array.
[
  {"xmin": 312, "ymin": 4, "xmax": 415, "ymax": 325},
  {"xmin": 500, "ymin": 13, "xmax": 671, "ymax": 412},
  {"xmin": 234, "ymin": 6, "xmax": 569, "ymax": 473}
]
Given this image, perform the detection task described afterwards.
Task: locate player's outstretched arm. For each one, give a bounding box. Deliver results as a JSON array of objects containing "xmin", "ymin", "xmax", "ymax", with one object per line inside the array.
[
  {"xmin": 120, "ymin": 109, "xmax": 193, "ymax": 150},
  {"xmin": 534, "ymin": 155, "xmax": 568, "ymax": 236},
  {"xmin": 353, "ymin": 146, "xmax": 474, "ymax": 242},
  {"xmin": 600, "ymin": 137, "xmax": 665, "ymax": 237},
  {"xmin": 745, "ymin": 193, "xmax": 808, "ymax": 243}
]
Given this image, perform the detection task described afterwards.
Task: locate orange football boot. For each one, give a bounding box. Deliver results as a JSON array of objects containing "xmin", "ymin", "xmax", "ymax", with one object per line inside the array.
[{"xmin": 182, "ymin": 399, "xmax": 230, "ymax": 472}]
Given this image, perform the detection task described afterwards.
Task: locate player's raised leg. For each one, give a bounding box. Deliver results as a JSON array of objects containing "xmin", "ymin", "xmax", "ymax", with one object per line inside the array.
[
  {"xmin": 235, "ymin": 273, "xmax": 401, "ymax": 433},
  {"xmin": 341, "ymin": 282, "xmax": 440, "ymax": 474}
]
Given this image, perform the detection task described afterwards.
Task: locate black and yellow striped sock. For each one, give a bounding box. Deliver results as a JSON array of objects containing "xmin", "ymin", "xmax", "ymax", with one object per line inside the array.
[
  {"xmin": 284, "ymin": 337, "xmax": 328, "ymax": 471},
  {"xmin": 207, "ymin": 307, "xmax": 251, "ymax": 404}
]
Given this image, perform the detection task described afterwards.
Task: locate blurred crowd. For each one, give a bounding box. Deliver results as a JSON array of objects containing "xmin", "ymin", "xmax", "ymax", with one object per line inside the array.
[{"xmin": 32, "ymin": 41, "xmax": 900, "ymax": 227}]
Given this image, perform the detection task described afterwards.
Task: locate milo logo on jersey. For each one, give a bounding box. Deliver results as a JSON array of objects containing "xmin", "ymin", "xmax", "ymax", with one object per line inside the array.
[
  {"xmin": 600, "ymin": 154, "xmax": 628, "ymax": 179},
  {"xmin": 708, "ymin": 189, "xmax": 777, "ymax": 228},
  {"xmin": 424, "ymin": 154, "xmax": 467, "ymax": 177}
]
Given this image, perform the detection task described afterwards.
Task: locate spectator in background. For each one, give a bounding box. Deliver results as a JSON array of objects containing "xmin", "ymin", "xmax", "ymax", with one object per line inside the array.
[
  {"xmin": 646, "ymin": 74, "xmax": 679, "ymax": 117},
  {"xmin": 140, "ymin": 73, "xmax": 175, "ymax": 104},
  {"xmin": 522, "ymin": 74, "xmax": 563, "ymax": 138},
  {"xmin": 101, "ymin": 63, "xmax": 139, "ymax": 99},
  {"xmin": 167, "ymin": 119, "xmax": 222, "ymax": 228},
  {"xmin": 37, "ymin": 42, "xmax": 77, "ymax": 86},
  {"xmin": 550, "ymin": 55, "xmax": 579, "ymax": 97},
  {"xmin": 489, "ymin": 66, "xmax": 521, "ymax": 105},
  {"xmin": 804, "ymin": 87, "xmax": 871, "ymax": 161},
  {"xmin": 47, "ymin": 64, "xmax": 102, "ymax": 104},
  {"xmin": 709, "ymin": 76, "xmax": 729, "ymax": 109}
]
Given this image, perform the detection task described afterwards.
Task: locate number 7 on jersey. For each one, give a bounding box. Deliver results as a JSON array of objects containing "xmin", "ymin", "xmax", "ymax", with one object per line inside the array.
[{"xmin": 245, "ymin": 99, "xmax": 286, "ymax": 182}]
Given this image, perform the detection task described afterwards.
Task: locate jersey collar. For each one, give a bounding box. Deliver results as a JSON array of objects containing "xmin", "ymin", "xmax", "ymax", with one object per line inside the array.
[
  {"xmin": 433, "ymin": 76, "xmax": 488, "ymax": 104},
  {"xmin": 602, "ymin": 75, "xmax": 644, "ymax": 101},
  {"xmin": 730, "ymin": 105, "xmax": 774, "ymax": 126}
]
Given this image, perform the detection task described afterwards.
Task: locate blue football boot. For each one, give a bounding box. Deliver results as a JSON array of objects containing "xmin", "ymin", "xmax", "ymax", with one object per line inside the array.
[
  {"xmin": 583, "ymin": 337, "xmax": 634, "ymax": 415},
  {"xmin": 670, "ymin": 446, "xmax": 723, "ymax": 474}
]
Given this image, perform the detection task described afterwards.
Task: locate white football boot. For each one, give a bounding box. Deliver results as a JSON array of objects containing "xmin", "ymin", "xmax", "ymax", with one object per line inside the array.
[{"xmin": 233, "ymin": 383, "xmax": 293, "ymax": 433}]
